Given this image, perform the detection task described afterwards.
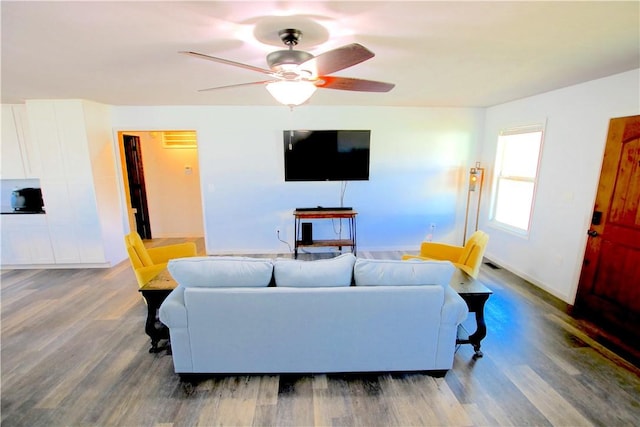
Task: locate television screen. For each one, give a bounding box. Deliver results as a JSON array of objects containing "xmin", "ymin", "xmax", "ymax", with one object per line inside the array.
[{"xmin": 283, "ymin": 130, "xmax": 371, "ymax": 181}]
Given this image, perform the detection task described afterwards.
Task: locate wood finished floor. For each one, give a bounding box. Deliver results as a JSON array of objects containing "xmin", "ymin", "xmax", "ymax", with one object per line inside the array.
[{"xmin": 2, "ymin": 237, "xmax": 639, "ymax": 426}]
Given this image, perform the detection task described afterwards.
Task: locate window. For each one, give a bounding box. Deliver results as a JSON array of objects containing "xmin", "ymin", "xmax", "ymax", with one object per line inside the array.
[{"xmin": 490, "ymin": 124, "xmax": 544, "ymax": 235}]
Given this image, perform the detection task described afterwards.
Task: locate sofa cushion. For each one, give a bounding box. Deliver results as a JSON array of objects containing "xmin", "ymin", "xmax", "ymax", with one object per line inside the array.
[
  {"xmin": 168, "ymin": 256, "xmax": 273, "ymax": 288},
  {"xmin": 354, "ymin": 258, "xmax": 454, "ymax": 287},
  {"xmin": 273, "ymin": 253, "xmax": 356, "ymax": 287}
]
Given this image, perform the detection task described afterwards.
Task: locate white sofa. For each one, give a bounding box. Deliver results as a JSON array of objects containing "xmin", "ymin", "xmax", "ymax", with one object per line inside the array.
[{"xmin": 159, "ymin": 253, "xmax": 468, "ymax": 377}]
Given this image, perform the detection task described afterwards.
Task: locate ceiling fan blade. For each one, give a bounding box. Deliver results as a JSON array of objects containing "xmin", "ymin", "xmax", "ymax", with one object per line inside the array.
[
  {"xmin": 317, "ymin": 76, "xmax": 395, "ymax": 92},
  {"xmin": 180, "ymin": 51, "xmax": 273, "ymax": 75},
  {"xmin": 300, "ymin": 43, "xmax": 374, "ymax": 75},
  {"xmin": 197, "ymin": 80, "xmax": 277, "ymax": 92}
]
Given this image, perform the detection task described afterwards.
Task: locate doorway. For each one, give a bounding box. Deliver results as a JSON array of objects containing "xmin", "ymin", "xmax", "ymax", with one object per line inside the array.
[
  {"xmin": 574, "ymin": 115, "xmax": 640, "ymax": 360},
  {"xmin": 118, "ymin": 131, "xmax": 204, "ymax": 239}
]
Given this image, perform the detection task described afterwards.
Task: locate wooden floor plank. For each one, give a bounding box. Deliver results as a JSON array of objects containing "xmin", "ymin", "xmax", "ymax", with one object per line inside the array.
[
  {"xmin": 275, "ymin": 375, "xmax": 315, "ymax": 426},
  {"xmin": 313, "ymin": 375, "xmax": 353, "ymax": 427},
  {"xmin": 2, "ymin": 241, "xmax": 640, "ymax": 426},
  {"xmin": 380, "ymin": 374, "xmax": 439, "ymax": 426},
  {"xmin": 504, "ymin": 364, "xmax": 593, "ymax": 427},
  {"xmin": 345, "ymin": 375, "xmax": 390, "ymax": 427}
]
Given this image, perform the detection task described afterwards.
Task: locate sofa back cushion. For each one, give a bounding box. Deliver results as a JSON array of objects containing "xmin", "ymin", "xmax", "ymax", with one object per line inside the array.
[
  {"xmin": 354, "ymin": 258, "xmax": 454, "ymax": 287},
  {"xmin": 274, "ymin": 253, "xmax": 356, "ymax": 287},
  {"xmin": 168, "ymin": 256, "xmax": 273, "ymax": 288}
]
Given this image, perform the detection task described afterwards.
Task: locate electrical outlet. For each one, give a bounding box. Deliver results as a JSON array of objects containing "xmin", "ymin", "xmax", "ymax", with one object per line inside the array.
[{"xmin": 426, "ymin": 223, "xmax": 436, "ymax": 242}]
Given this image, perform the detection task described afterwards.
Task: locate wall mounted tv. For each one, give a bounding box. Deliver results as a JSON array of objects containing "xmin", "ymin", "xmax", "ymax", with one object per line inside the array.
[{"xmin": 283, "ymin": 130, "xmax": 371, "ymax": 181}]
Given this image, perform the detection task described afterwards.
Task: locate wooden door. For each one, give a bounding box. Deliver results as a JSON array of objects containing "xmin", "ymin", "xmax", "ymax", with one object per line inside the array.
[
  {"xmin": 574, "ymin": 115, "xmax": 640, "ymax": 349},
  {"xmin": 123, "ymin": 134, "xmax": 152, "ymax": 239}
]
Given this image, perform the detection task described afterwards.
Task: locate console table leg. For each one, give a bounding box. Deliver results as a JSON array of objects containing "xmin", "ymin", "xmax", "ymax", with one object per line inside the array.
[
  {"xmin": 141, "ymin": 290, "xmax": 171, "ymax": 353},
  {"xmin": 451, "ymin": 270, "xmax": 492, "ymax": 360},
  {"xmin": 468, "ymin": 301, "xmax": 488, "ymax": 358},
  {"xmin": 146, "ymin": 304, "xmax": 162, "ymax": 353}
]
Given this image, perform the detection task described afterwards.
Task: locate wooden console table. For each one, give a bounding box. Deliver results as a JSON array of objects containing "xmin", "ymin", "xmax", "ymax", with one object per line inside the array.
[
  {"xmin": 138, "ymin": 269, "xmax": 176, "ymax": 353},
  {"xmin": 293, "ymin": 209, "xmax": 357, "ymax": 259},
  {"xmin": 449, "ymin": 268, "xmax": 493, "ymax": 359}
]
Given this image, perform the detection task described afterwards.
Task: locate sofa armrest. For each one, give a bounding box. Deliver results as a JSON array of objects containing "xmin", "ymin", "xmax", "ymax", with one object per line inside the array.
[
  {"xmin": 147, "ymin": 242, "xmax": 197, "ymax": 264},
  {"xmin": 435, "ymin": 285, "xmax": 469, "ymax": 369},
  {"xmin": 441, "ymin": 285, "xmax": 469, "ymax": 325},
  {"xmin": 159, "ymin": 286, "xmax": 187, "ymax": 328},
  {"xmin": 159, "ymin": 287, "xmax": 193, "ymax": 373}
]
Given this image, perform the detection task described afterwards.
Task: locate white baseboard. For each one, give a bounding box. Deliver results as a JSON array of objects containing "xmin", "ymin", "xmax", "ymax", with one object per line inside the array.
[{"xmin": 483, "ymin": 253, "xmax": 572, "ymax": 303}]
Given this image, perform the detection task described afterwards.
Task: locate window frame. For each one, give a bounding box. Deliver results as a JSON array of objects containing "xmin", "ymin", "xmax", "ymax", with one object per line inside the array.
[{"xmin": 489, "ymin": 123, "xmax": 545, "ymax": 237}]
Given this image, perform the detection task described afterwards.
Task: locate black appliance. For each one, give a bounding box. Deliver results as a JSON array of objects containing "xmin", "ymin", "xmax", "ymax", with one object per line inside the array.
[
  {"xmin": 11, "ymin": 188, "xmax": 44, "ymax": 212},
  {"xmin": 284, "ymin": 130, "xmax": 371, "ymax": 181},
  {"xmin": 301, "ymin": 223, "xmax": 313, "ymax": 244}
]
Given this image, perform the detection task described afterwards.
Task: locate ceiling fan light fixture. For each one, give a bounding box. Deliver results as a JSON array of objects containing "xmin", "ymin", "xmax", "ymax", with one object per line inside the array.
[
  {"xmin": 183, "ymin": 27, "xmax": 394, "ymax": 102},
  {"xmin": 266, "ymin": 80, "xmax": 317, "ymax": 106},
  {"xmin": 267, "ymin": 50, "xmax": 314, "ymax": 70}
]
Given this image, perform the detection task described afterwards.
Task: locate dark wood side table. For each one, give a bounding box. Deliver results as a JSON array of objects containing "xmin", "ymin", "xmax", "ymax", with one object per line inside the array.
[
  {"xmin": 449, "ymin": 268, "xmax": 493, "ymax": 359},
  {"xmin": 138, "ymin": 269, "xmax": 177, "ymax": 353}
]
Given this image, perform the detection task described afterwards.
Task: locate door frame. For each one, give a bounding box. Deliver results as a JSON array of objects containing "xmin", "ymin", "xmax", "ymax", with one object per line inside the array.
[{"xmin": 114, "ymin": 129, "xmax": 205, "ymax": 241}]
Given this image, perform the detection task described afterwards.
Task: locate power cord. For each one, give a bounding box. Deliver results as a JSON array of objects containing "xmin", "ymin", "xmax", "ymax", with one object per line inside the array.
[{"xmin": 277, "ymin": 230, "xmax": 293, "ymax": 253}]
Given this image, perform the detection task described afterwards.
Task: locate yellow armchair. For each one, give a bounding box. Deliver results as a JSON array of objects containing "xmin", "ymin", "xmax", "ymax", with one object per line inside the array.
[
  {"xmin": 402, "ymin": 230, "xmax": 489, "ymax": 278},
  {"xmin": 124, "ymin": 232, "xmax": 197, "ymax": 287}
]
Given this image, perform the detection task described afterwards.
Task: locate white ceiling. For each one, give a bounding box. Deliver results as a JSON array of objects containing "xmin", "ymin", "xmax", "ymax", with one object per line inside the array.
[{"xmin": 2, "ymin": 1, "xmax": 639, "ymax": 108}]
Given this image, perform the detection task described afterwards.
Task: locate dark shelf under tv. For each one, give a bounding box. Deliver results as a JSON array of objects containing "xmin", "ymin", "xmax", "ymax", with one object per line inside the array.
[{"xmin": 293, "ymin": 209, "xmax": 357, "ymax": 259}]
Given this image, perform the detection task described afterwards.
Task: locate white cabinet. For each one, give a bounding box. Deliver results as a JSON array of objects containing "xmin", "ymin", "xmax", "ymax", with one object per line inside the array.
[
  {"xmin": 0, "ymin": 100, "xmax": 125, "ymax": 268},
  {"xmin": 1, "ymin": 106, "xmax": 24, "ymax": 178},
  {"xmin": 1, "ymin": 105, "xmax": 40, "ymax": 178},
  {"xmin": 0, "ymin": 215, "xmax": 54, "ymax": 265},
  {"xmin": 47, "ymin": 224, "xmax": 81, "ymax": 264},
  {"xmin": 24, "ymin": 99, "xmax": 126, "ymax": 267}
]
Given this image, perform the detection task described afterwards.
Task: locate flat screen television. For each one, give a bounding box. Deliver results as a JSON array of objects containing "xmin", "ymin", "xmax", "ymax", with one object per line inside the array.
[{"xmin": 283, "ymin": 130, "xmax": 371, "ymax": 181}]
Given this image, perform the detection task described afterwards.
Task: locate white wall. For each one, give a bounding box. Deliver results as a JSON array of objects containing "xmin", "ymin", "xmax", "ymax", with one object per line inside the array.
[
  {"xmin": 480, "ymin": 69, "xmax": 640, "ymax": 303},
  {"xmin": 111, "ymin": 106, "xmax": 484, "ymax": 254}
]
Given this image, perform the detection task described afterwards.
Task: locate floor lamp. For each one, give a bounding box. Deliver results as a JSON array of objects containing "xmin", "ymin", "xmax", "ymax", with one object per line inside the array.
[{"xmin": 463, "ymin": 162, "xmax": 485, "ymax": 245}]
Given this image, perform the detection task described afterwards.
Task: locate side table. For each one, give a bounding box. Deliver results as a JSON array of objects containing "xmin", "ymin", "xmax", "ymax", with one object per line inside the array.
[
  {"xmin": 293, "ymin": 209, "xmax": 357, "ymax": 258},
  {"xmin": 449, "ymin": 268, "xmax": 493, "ymax": 359},
  {"xmin": 138, "ymin": 269, "xmax": 177, "ymax": 353}
]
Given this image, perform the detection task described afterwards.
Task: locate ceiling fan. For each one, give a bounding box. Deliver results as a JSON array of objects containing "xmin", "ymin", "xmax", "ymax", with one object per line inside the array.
[{"xmin": 180, "ymin": 28, "xmax": 395, "ymax": 106}]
